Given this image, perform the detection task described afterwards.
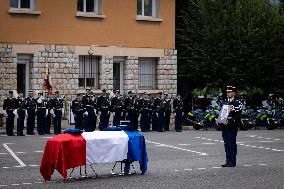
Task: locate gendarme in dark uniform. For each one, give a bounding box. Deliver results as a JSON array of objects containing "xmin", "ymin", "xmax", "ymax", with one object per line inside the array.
[
  {"xmin": 50, "ymin": 91, "xmax": 64, "ymax": 135},
  {"xmin": 163, "ymin": 93, "xmax": 171, "ymax": 131},
  {"xmin": 15, "ymin": 92, "xmax": 26, "ymax": 136},
  {"xmin": 71, "ymin": 93, "xmax": 84, "ymax": 130},
  {"xmin": 110, "ymin": 90, "xmax": 124, "ymax": 126},
  {"xmin": 153, "ymin": 92, "xmax": 165, "ymax": 132},
  {"xmin": 24, "ymin": 90, "xmax": 37, "ymax": 135},
  {"xmin": 140, "ymin": 92, "xmax": 152, "ymax": 132},
  {"xmin": 173, "ymin": 94, "xmax": 184, "ymax": 132},
  {"xmin": 82, "ymin": 89, "xmax": 96, "ymax": 132},
  {"xmin": 36, "ymin": 92, "xmax": 49, "ymax": 135},
  {"xmin": 3, "ymin": 91, "xmax": 17, "ymax": 136},
  {"xmin": 221, "ymin": 86, "xmax": 242, "ymax": 167},
  {"xmin": 97, "ymin": 89, "xmax": 110, "ymax": 130}
]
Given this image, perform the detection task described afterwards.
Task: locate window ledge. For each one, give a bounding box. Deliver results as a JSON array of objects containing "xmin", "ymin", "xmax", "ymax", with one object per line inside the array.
[
  {"xmin": 76, "ymin": 12, "xmax": 106, "ymax": 18},
  {"xmin": 136, "ymin": 16, "xmax": 163, "ymax": 22},
  {"xmin": 8, "ymin": 8, "xmax": 41, "ymax": 15}
]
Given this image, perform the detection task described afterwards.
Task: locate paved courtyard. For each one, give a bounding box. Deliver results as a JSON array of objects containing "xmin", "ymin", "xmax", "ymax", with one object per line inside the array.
[{"xmin": 0, "ymin": 129, "xmax": 283, "ymax": 189}]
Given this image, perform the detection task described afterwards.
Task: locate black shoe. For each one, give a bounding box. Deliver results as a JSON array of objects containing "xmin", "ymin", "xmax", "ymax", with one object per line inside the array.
[{"xmin": 222, "ymin": 164, "xmax": 235, "ymax": 167}]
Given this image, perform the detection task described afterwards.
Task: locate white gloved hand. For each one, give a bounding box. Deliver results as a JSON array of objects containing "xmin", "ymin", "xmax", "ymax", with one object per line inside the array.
[
  {"xmin": 13, "ymin": 109, "xmax": 19, "ymax": 119},
  {"xmin": 107, "ymin": 111, "xmax": 110, "ymax": 115},
  {"xmin": 113, "ymin": 112, "xmax": 115, "ymax": 116},
  {"xmin": 98, "ymin": 111, "xmax": 101, "ymax": 116},
  {"xmin": 50, "ymin": 109, "xmax": 54, "ymax": 115},
  {"xmin": 126, "ymin": 113, "xmax": 128, "ymax": 117},
  {"xmin": 3, "ymin": 110, "xmax": 8, "ymax": 117},
  {"xmin": 174, "ymin": 113, "xmax": 176, "ymax": 117},
  {"xmin": 61, "ymin": 108, "xmax": 64, "ymax": 118},
  {"xmin": 182, "ymin": 112, "xmax": 184, "ymax": 116},
  {"xmin": 25, "ymin": 110, "xmax": 28, "ymax": 119},
  {"xmin": 121, "ymin": 112, "xmax": 124, "ymax": 117},
  {"xmin": 45, "ymin": 109, "xmax": 48, "ymax": 117},
  {"xmin": 156, "ymin": 113, "xmax": 159, "ymax": 117},
  {"xmin": 84, "ymin": 111, "xmax": 88, "ymax": 117},
  {"xmin": 51, "ymin": 113, "xmax": 56, "ymax": 118},
  {"xmin": 94, "ymin": 109, "xmax": 97, "ymax": 113}
]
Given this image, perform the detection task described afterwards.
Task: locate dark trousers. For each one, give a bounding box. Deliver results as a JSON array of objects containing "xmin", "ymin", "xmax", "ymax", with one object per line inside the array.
[
  {"xmin": 152, "ymin": 113, "xmax": 157, "ymax": 131},
  {"xmin": 54, "ymin": 110, "xmax": 62, "ymax": 135},
  {"xmin": 127, "ymin": 111, "xmax": 139, "ymax": 130},
  {"xmin": 164, "ymin": 111, "xmax": 171, "ymax": 131},
  {"xmin": 99, "ymin": 109, "xmax": 109, "ymax": 130},
  {"xmin": 26, "ymin": 110, "xmax": 35, "ymax": 135},
  {"xmin": 113, "ymin": 110, "xmax": 123, "ymax": 126},
  {"xmin": 222, "ymin": 130, "xmax": 238, "ymax": 166},
  {"xmin": 6, "ymin": 110, "xmax": 14, "ymax": 136},
  {"xmin": 37, "ymin": 109, "xmax": 46, "ymax": 135},
  {"xmin": 175, "ymin": 112, "xmax": 183, "ymax": 131},
  {"xmin": 157, "ymin": 112, "xmax": 165, "ymax": 132},
  {"xmin": 84, "ymin": 110, "xmax": 96, "ymax": 132},
  {"xmin": 17, "ymin": 110, "xmax": 25, "ymax": 135},
  {"xmin": 74, "ymin": 113, "xmax": 84, "ymax": 130},
  {"xmin": 45, "ymin": 113, "xmax": 51, "ymax": 134},
  {"xmin": 140, "ymin": 112, "xmax": 150, "ymax": 132}
]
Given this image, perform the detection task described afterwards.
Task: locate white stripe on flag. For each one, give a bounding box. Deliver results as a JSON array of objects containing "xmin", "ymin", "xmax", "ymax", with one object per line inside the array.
[{"xmin": 82, "ymin": 131, "xmax": 129, "ymax": 164}]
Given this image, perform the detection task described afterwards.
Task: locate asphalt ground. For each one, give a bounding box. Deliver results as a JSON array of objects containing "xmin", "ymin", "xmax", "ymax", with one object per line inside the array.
[{"xmin": 0, "ymin": 129, "xmax": 283, "ymax": 189}]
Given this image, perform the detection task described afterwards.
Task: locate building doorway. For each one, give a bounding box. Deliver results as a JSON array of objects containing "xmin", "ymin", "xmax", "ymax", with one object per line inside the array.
[
  {"xmin": 17, "ymin": 54, "xmax": 31, "ymax": 97},
  {"xmin": 113, "ymin": 57, "xmax": 125, "ymax": 94}
]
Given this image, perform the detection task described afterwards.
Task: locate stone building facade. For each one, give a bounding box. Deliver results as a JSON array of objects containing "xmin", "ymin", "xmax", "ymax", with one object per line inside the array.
[{"xmin": 0, "ymin": 43, "xmax": 177, "ymax": 106}]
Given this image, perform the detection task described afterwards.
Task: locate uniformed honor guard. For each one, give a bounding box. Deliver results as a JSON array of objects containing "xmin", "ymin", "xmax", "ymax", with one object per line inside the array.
[
  {"xmin": 36, "ymin": 92, "xmax": 48, "ymax": 135},
  {"xmin": 97, "ymin": 89, "xmax": 110, "ymax": 130},
  {"xmin": 45, "ymin": 92, "xmax": 52, "ymax": 134},
  {"xmin": 3, "ymin": 91, "xmax": 17, "ymax": 136},
  {"xmin": 82, "ymin": 89, "xmax": 97, "ymax": 132},
  {"xmin": 71, "ymin": 93, "xmax": 84, "ymax": 130},
  {"xmin": 140, "ymin": 92, "xmax": 152, "ymax": 132},
  {"xmin": 24, "ymin": 90, "xmax": 37, "ymax": 135},
  {"xmin": 221, "ymin": 86, "xmax": 242, "ymax": 167},
  {"xmin": 15, "ymin": 92, "xmax": 26, "ymax": 136},
  {"xmin": 124, "ymin": 91, "xmax": 139, "ymax": 130},
  {"xmin": 153, "ymin": 92, "xmax": 165, "ymax": 132},
  {"xmin": 50, "ymin": 91, "xmax": 64, "ymax": 135},
  {"xmin": 164, "ymin": 93, "xmax": 172, "ymax": 131},
  {"xmin": 173, "ymin": 94, "xmax": 184, "ymax": 132},
  {"xmin": 111, "ymin": 90, "xmax": 124, "ymax": 126}
]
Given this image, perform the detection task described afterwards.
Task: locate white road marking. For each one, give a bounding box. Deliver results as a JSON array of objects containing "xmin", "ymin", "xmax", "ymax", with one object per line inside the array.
[
  {"xmin": 0, "ymin": 185, "xmax": 8, "ymax": 187},
  {"xmin": 214, "ymin": 140, "xmax": 220, "ymax": 142},
  {"xmin": 243, "ymin": 165, "xmax": 252, "ymax": 167},
  {"xmin": 196, "ymin": 137, "xmax": 284, "ymax": 152},
  {"xmin": 29, "ymin": 165, "xmax": 39, "ymax": 167},
  {"xmin": 34, "ymin": 151, "xmax": 44, "ymax": 153},
  {"xmin": 259, "ymin": 164, "xmax": 267, "ymax": 166},
  {"xmin": 184, "ymin": 168, "xmax": 192, "ymax": 171},
  {"xmin": 13, "ymin": 166, "xmax": 24, "ymax": 168},
  {"xmin": 211, "ymin": 167, "xmax": 222, "ymax": 169},
  {"xmin": 178, "ymin": 144, "xmax": 191, "ymax": 146},
  {"xmin": 275, "ymin": 139, "xmax": 280, "ymax": 141},
  {"xmin": 3, "ymin": 143, "xmax": 26, "ymax": 167},
  {"xmin": 202, "ymin": 143, "xmax": 215, "ymax": 145},
  {"xmin": 258, "ymin": 141, "xmax": 275, "ymax": 143},
  {"xmin": 174, "ymin": 170, "xmax": 180, "ymax": 172},
  {"xmin": 0, "ymin": 153, "xmax": 7, "ymax": 155},
  {"xmin": 22, "ymin": 183, "xmax": 32, "ymax": 185},
  {"xmin": 197, "ymin": 168, "xmax": 206, "ymax": 170},
  {"xmin": 34, "ymin": 181, "xmax": 43, "ymax": 184},
  {"xmin": 15, "ymin": 152, "xmax": 26, "ymax": 154},
  {"xmin": 146, "ymin": 140, "xmax": 208, "ymax": 155},
  {"xmin": 257, "ymin": 137, "xmax": 263, "ymax": 139},
  {"xmin": 2, "ymin": 167, "xmax": 9, "ymax": 169},
  {"xmin": 265, "ymin": 138, "xmax": 271, "ymax": 140},
  {"xmin": 11, "ymin": 184, "xmax": 20, "ymax": 186},
  {"xmin": 41, "ymin": 137, "xmax": 53, "ymax": 139}
]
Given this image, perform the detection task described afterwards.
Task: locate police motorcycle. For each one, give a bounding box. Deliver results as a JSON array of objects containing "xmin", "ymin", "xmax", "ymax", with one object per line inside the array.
[
  {"xmin": 255, "ymin": 106, "xmax": 277, "ymax": 130},
  {"xmin": 203, "ymin": 105, "xmax": 220, "ymax": 130},
  {"xmin": 238, "ymin": 106, "xmax": 255, "ymax": 131},
  {"xmin": 274, "ymin": 108, "xmax": 284, "ymax": 129},
  {"xmin": 187, "ymin": 108, "xmax": 205, "ymax": 130}
]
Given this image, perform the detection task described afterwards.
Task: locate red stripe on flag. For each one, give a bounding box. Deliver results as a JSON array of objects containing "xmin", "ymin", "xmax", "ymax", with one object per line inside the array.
[{"xmin": 40, "ymin": 134, "xmax": 86, "ymax": 181}]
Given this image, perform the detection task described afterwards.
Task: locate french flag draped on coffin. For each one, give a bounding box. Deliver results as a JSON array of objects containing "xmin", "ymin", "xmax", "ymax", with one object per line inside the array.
[{"xmin": 40, "ymin": 131, "xmax": 148, "ymax": 181}]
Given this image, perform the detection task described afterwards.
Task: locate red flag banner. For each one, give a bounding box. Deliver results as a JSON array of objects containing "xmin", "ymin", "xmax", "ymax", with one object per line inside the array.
[{"xmin": 43, "ymin": 63, "xmax": 53, "ymax": 93}]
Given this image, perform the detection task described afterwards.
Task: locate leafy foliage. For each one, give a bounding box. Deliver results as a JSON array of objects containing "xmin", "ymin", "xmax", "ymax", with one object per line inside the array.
[{"xmin": 177, "ymin": 0, "xmax": 284, "ymax": 94}]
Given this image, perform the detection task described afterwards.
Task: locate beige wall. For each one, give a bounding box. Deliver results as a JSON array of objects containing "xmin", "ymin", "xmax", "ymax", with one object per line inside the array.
[{"xmin": 0, "ymin": 0, "xmax": 175, "ymax": 49}]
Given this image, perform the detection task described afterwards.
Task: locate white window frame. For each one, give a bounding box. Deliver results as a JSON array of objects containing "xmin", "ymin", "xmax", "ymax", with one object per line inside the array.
[
  {"xmin": 10, "ymin": 0, "xmax": 35, "ymax": 10},
  {"xmin": 137, "ymin": 0, "xmax": 159, "ymax": 18},
  {"xmin": 77, "ymin": 0, "xmax": 101, "ymax": 14}
]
